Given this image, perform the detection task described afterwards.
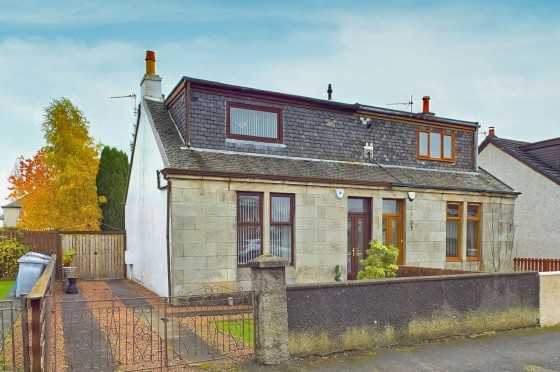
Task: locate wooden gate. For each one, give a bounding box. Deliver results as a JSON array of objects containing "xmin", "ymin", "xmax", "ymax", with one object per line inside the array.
[{"xmin": 61, "ymin": 232, "xmax": 125, "ymax": 280}]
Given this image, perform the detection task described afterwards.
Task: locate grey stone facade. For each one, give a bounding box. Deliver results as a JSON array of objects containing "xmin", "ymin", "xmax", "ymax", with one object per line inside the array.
[{"xmin": 167, "ymin": 89, "xmax": 476, "ymax": 172}]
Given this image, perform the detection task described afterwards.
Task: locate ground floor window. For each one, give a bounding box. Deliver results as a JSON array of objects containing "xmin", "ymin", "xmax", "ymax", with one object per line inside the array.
[
  {"xmin": 466, "ymin": 203, "xmax": 481, "ymax": 260},
  {"xmin": 270, "ymin": 194, "xmax": 294, "ymax": 263},
  {"xmin": 237, "ymin": 192, "xmax": 294, "ymax": 265},
  {"xmin": 237, "ymin": 193, "xmax": 263, "ymax": 265},
  {"xmin": 446, "ymin": 202, "xmax": 462, "ymax": 261}
]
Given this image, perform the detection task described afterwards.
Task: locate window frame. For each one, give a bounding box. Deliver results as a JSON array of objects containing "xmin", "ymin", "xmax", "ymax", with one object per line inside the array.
[
  {"xmin": 237, "ymin": 192, "xmax": 264, "ymax": 266},
  {"xmin": 226, "ymin": 102, "xmax": 283, "ymax": 143},
  {"xmin": 445, "ymin": 202, "xmax": 462, "ymax": 262},
  {"xmin": 466, "ymin": 202, "xmax": 482, "ymax": 261},
  {"xmin": 417, "ymin": 130, "xmax": 455, "ymax": 162},
  {"xmin": 270, "ymin": 193, "xmax": 295, "ymax": 265}
]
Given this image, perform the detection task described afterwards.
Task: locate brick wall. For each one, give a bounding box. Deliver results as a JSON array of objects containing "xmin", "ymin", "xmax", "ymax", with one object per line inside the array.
[{"xmin": 186, "ymin": 90, "xmax": 476, "ymax": 171}]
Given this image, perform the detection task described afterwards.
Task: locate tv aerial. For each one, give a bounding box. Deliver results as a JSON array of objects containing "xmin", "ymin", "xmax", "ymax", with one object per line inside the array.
[
  {"xmin": 111, "ymin": 94, "xmax": 138, "ymax": 117},
  {"xmin": 386, "ymin": 95, "xmax": 413, "ymax": 113}
]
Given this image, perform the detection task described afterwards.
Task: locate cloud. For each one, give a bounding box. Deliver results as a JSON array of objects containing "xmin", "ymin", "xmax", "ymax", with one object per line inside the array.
[
  {"xmin": 2, "ymin": 1, "xmax": 559, "ymax": 204},
  {"xmin": 0, "ymin": 38, "xmax": 143, "ymax": 203}
]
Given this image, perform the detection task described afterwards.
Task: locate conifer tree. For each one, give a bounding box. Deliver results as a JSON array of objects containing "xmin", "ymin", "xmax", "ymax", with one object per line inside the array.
[{"xmin": 96, "ymin": 146, "xmax": 129, "ymax": 230}]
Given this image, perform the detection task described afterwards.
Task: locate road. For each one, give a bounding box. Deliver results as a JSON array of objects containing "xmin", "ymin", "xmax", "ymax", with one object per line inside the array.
[{"xmin": 238, "ymin": 327, "xmax": 560, "ymax": 372}]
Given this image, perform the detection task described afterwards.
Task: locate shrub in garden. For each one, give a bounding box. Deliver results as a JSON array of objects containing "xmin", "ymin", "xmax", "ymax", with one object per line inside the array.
[
  {"xmin": 0, "ymin": 238, "xmax": 30, "ymax": 279},
  {"xmin": 357, "ymin": 239, "xmax": 398, "ymax": 280}
]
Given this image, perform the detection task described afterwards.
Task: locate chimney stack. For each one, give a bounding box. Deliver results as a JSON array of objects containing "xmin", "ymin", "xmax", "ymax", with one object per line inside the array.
[
  {"xmin": 141, "ymin": 50, "xmax": 163, "ymax": 101},
  {"xmin": 489, "ymin": 126, "xmax": 495, "ymax": 137},
  {"xmin": 422, "ymin": 96, "xmax": 434, "ymax": 116}
]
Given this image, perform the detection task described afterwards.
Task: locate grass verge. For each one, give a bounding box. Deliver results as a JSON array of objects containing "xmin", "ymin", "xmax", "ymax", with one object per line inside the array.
[
  {"xmin": 0, "ymin": 280, "xmax": 15, "ymax": 300},
  {"xmin": 211, "ymin": 319, "xmax": 254, "ymax": 345}
]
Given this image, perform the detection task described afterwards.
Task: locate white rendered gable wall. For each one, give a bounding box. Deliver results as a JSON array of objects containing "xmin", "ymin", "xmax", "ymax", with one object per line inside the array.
[
  {"xmin": 125, "ymin": 100, "xmax": 169, "ymax": 296},
  {"xmin": 479, "ymin": 143, "xmax": 560, "ymax": 258}
]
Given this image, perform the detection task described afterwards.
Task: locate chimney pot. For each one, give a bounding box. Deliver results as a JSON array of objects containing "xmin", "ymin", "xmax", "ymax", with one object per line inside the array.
[
  {"xmin": 145, "ymin": 50, "xmax": 156, "ymax": 75},
  {"xmin": 489, "ymin": 126, "xmax": 495, "ymax": 137},
  {"xmin": 422, "ymin": 96, "xmax": 430, "ymax": 114},
  {"xmin": 327, "ymin": 84, "xmax": 333, "ymax": 101}
]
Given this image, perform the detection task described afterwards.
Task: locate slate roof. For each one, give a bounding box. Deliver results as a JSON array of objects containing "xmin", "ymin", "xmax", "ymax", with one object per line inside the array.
[
  {"xmin": 145, "ymin": 99, "xmax": 515, "ymax": 195},
  {"xmin": 479, "ymin": 136, "xmax": 560, "ymax": 186}
]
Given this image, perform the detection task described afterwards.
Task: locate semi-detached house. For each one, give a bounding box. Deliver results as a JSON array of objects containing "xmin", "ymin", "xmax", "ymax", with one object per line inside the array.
[{"xmin": 125, "ymin": 51, "xmax": 517, "ymax": 297}]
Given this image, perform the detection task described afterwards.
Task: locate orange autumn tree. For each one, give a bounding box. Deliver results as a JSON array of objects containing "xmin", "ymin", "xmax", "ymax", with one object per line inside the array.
[
  {"xmin": 8, "ymin": 98, "xmax": 102, "ymax": 230},
  {"xmin": 7, "ymin": 150, "xmax": 55, "ymax": 229}
]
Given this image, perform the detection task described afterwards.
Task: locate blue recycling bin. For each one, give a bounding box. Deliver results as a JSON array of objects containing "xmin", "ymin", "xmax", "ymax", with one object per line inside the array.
[{"xmin": 15, "ymin": 253, "xmax": 50, "ymax": 298}]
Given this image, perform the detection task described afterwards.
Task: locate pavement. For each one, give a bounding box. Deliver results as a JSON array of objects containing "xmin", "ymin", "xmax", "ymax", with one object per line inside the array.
[{"xmin": 238, "ymin": 327, "xmax": 560, "ymax": 372}]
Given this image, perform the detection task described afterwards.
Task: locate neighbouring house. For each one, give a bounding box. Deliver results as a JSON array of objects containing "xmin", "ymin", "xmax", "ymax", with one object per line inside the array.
[
  {"xmin": 125, "ymin": 51, "xmax": 518, "ymax": 297},
  {"xmin": 0, "ymin": 214, "xmax": 4, "ymax": 228},
  {"xmin": 479, "ymin": 128, "xmax": 560, "ymax": 259},
  {"xmin": 1, "ymin": 199, "xmax": 22, "ymax": 228}
]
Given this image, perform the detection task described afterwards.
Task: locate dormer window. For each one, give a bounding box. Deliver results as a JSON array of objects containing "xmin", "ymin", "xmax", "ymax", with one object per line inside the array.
[
  {"xmin": 226, "ymin": 102, "xmax": 283, "ymax": 143},
  {"xmin": 417, "ymin": 130, "xmax": 454, "ymax": 161}
]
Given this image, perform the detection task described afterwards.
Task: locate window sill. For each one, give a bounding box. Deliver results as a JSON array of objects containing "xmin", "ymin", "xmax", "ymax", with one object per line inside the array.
[
  {"xmin": 226, "ymin": 138, "xmax": 286, "ymax": 147},
  {"xmin": 466, "ymin": 257, "xmax": 481, "ymax": 262},
  {"xmin": 237, "ymin": 263, "xmax": 293, "ymax": 268},
  {"xmin": 417, "ymin": 156, "xmax": 455, "ymax": 163},
  {"xmin": 446, "ymin": 258, "xmax": 461, "ymax": 262}
]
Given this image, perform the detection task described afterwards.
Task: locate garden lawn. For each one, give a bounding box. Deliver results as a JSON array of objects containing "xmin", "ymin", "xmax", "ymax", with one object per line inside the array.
[
  {"xmin": 0, "ymin": 280, "xmax": 15, "ymax": 299},
  {"xmin": 212, "ymin": 319, "xmax": 254, "ymax": 345}
]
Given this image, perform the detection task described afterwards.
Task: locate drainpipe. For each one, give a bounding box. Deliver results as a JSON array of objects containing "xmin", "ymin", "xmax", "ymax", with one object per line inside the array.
[{"xmin": 166, "ymin": 179, "xmax": 172, "ymax": 298}]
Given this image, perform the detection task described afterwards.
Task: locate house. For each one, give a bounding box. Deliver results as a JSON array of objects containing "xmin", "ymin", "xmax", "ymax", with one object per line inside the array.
[
  {"xmin": 1, "ymin": 199, "xmax": 22, "ymax": 228},
  {"xmin": 125, "ymin": 51, "xmax": 517, "ymax": 297},
  {"xmin": 0, "ymin": 214, "xmax": 4, "ymax": 228},
  {"xmin": 479, "ymin": 128, "xmax": 560, "ymax": 259}
]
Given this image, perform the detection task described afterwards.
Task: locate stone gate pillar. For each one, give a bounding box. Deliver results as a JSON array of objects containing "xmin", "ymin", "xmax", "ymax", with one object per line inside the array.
[{"xmin": 247, "ymin": 254, "xmax": 290, "ymax": 364}]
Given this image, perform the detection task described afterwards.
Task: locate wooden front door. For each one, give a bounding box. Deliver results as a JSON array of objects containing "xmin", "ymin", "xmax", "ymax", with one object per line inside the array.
[
  {"xmin": 382, "ymin": 199, "xmax": 404, "ymax": 265},
  {"xmin": 347, "ymin": 198, "xmax": 371, "ymax": 280}
]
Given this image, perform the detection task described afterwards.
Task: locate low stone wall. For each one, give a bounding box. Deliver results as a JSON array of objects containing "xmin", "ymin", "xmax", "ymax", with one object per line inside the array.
[
  {"xmin": 539, "ymin": 272, "xmax": 560, "ymax": 326},
  {"xmin": 397, "ymin": 265, "xmax": 472, "ymax": 277},
  {"xmin": 286, "ymin": 272, "xmax": 539, "ymax": 356}
]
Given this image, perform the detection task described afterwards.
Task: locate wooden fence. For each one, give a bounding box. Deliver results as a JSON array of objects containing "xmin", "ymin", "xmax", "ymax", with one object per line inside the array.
[
  {"xmin": 26, "ymin": 255, "xmax": 56, "ymax": 371},
  {"xmin": 1, "ymin": 230, "xmax": 125, "ymax": 280},
  {"xmin": 514, "ymin": 257, "xmax": 560, "ymax": 272},
  {"xmin": 61, "ymin": 232, "xmax": 125, "ymax": 280}
]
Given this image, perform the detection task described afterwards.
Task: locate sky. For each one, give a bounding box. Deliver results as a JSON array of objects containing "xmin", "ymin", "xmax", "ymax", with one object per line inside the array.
[{"xmin": 1, "ymin": 1, "xmax": 559, "ymax": 205}]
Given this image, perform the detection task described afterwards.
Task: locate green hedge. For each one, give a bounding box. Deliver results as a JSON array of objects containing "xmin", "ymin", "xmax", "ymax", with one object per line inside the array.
[{"xmin": 0, "ymin": 238, "xmax": 30, "ymax": 279}]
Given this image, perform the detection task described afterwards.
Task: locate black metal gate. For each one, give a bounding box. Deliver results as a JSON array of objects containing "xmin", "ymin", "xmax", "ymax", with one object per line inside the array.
[
  {"xmin": 0, "ymin": 299, "xmax": 25, "ymax": 371},
  {"xmin": 52, "ymin": 285, "xmax": 255, "ymax": 370}
]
